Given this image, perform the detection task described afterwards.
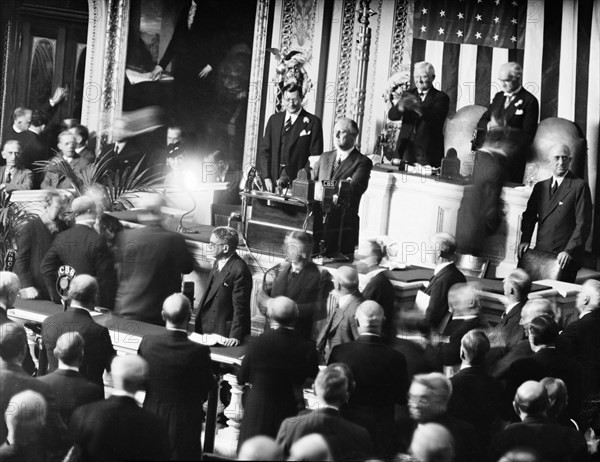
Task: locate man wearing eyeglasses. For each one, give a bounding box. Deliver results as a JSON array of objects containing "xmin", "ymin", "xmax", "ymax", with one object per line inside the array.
[
  {"xmin": 194, "ymin": 226, "xmax": 252, "ymax": 346},
  {"xmin": 258, "ymin": 83, "xmax": 323, "ymax": 192},
  {"xmin": 0, "ymin": 140, "xmax": 33, "ymax": 192}
]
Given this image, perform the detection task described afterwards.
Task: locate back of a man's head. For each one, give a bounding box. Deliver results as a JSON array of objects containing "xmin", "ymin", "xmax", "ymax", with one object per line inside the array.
[
  {"xmin": 54, "ymin": 332, "xmax": 85, "ymax": 367},
  {"xmin": 448, "ymin": 283, "xmax": 480, "ymax": 317},
  {"xmin": 498, "ymin": 448, "xmax": 540, "ymax": 462},
  {"xmin": 430, "ymin": 232, "xmax": 457, "ymax": 263},
  {"xmin": 4, "ymin": 390, "xmax": 47, "ymax": 444},
  {"xmin": 528, "ymin": 315, "xmax": 559, "ymax": 347},
  {"xmin": 288, "ymin": 433, "xmax": 333, "ymax": 461},
  {"xmin": 68, "ymin": 275, "xmax": 99, "ymax": 308},
  {"xmin": 267, "ymin": 296, "xmax": 298, "ymax": 328},
  {"xmin": 355, "ymin": 300, "xmax": 384, "ymax": 335},
  {"xmin": 520, "ymin": 298, "xmax": 557, "ymax": 327},
  {"xmin": 460, "ymin": 329, "xmax": 490, "ymax": 366},
  {"xmin": 0, "ymin": 271, "xmax": 20, "ymax": 306},
  {"xmin": 409, "ymin": 373, "xmax": 452, "ymax": 422},
  {"xmin": 504, "ymin": 269, "xmax": 532, "ymax": 301},
  {"xmin": 410, "ymin": 422, "xmax": 455, "ymax": 462},
  {"xmin": 335, "ymin": 266, "xmax": 359, "ymax": 294},
  {"xmin": 162, "ymin": 293, "xmax": 191, "ymax": 328},
  {"xmin": 111, "ymin": 355, "xmax": 148, "ymax": 394},
  {"xmin": 578, "ymin": 279, "xmax": 600, "ymax": 312},
  {"xmin": 237, "ymin": 435, "xmax": 282, "ymax": 461},
  {"xmin": 514, "ymin": 381, "xmax": 549, "ymax": 418},
  {"xmin": 315, "ymin": 364, "xmax": 349, "ymax": 407},
  {"xmin": 540, "ymin": 377, "xmax": 568, "ymax": 419},
  {"xmin": 0, "ymin": 323, "xmax": 27, "ymax": 364},
  {"xmin": 71, "ymin": 196, "xmax": 97, "ymax": 220}
]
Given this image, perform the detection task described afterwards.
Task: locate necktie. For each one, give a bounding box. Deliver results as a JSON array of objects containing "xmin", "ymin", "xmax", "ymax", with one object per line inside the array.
[
  {"xmin": 504, "ymin": 94, "xmax": 513, "ymax": 109},
  {"xmin": 331, "ymin": 156, "xmax": 341, "ymax": 179},
  {"xmin": 187, "ymin": 1, "xmax": 197, "ymax": 29},
  {"xmin": 284, "ymin": 117, "xmax": 292, "ymax": 132},
  {"xmin": 419, "ymin": 92, "xmax": 425, "ymax": 101},
  {"xmin": 5, "ymin": 171, "xmax": 12, "ymax": 183},
  {"xmin": 550, "ymin": 181, "xmax": 558, "ymax": 197}
]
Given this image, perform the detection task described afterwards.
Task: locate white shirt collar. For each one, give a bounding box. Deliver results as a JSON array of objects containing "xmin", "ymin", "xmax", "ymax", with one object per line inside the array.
[
  {"xmin": 580, "ymin": 310, "xmax": 593, "ymax": 320},
  {"xmin": 75, "ymin": 146, "xmax": 85, "ymax": 154},
  {"xmin": 0, "ymin": 302, "xmax": 8, "ymax": 311},
  {"xmin": 504, "ymin": 86, "xmax": 522, "ymax": 97},
  {"xmin": 505, "ymin": 301, "xmax": 520, "ymax": 315},
  {"xmin": 69, "ymin": 302, "xmax": 91, "ymax": 312},
  {"xmin": 434, "ymin": 261, "xmax": 453, "ymax": 275},
  {"xmin": 552, "ymin": 175, "xmax": 566, "ymax": 187},
  {"xmin": 452, "ymin": 314, "xmax": 478, "ymax": 320},
  {"xmin": 285, "ymin": 111, "xmax": 300, "ymax": 125},
  {"xmin": 335, "ymin": 146, "xmax": 354, "ymax": 162},
  {"xmin": 12, "ymin": 124, "xmax": 23, "ymax": 133},
  {"xmin": 58, "ymin": 364, "xmax": 80, "ymax": 372},
  {"xmin": 338, "ymin": 293, "xmax": 355, "ymax": 310},
  {"xmin": 166, "ymin": 327, "xmax": 188, "ymax": 333},
  {"xmin": 110, "ymin": 389, "xmax": 138, "ymax": 400},
  {"xmin": 217, "ymin": 254, "xmax": 233, "ymax": 272}
]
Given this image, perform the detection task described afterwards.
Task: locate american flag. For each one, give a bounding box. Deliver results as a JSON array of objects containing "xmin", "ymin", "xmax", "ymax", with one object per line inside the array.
[{"xmin": 410, "ymin": 0, "xmax": 599, "ymax": 254}]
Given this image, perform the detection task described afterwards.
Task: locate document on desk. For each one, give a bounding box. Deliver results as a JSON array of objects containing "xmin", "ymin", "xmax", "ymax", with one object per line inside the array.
[
  {"xmin": 414, "ymin": 290, "xmax": 430, "ymax": 314},
  {"xmin": 189, "ymin": 332, "xmax": 229, "ymax": 346}
]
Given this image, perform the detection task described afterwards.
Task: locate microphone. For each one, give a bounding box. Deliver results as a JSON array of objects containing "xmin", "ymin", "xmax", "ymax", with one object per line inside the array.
[
  {"xmin": 3, "ymin": 249, "xmax": 16, "ymax": 272},
  {"xmin": 56, "ymin": 265, "xmax": 76, "ymax": 310},
  {"xmin": 243, "ymin": 166, "xmax": 256, "ymax": 193},
  {"xmin": 321, "ymin": 180, "xmax": 336, "ymax": 214}
]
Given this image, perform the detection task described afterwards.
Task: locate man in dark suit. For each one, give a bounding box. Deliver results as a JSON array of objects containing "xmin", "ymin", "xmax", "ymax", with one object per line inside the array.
[
  {"xmin": 276, "ymin": 364, "xmax": 373, "ymax": 461},
  {"xmin": 41, "ymin": 196, "xmax": 117, "ymax": 309},
  {"xmin": 265, "ymin": 231, "xmax": 333, "ymax": 339},
  {"xmin": 447, "ymin": 330, "xmax": 502, "ymax": 447},
  {"xmin": 139, "ymin": 293, "xmax": 216, "ymax": 460},
  {"xmin": 70, "ymin": 355, "xmax": 170, "ymax": 461},
  {"xmin": 317, "ymin": 266, "xmax": 364, "ymax": 361},
  {"xmin": 68, "ymin": 124, "xmax": 95, "ymax": 163},
  {"xmin": 419, "ymin": 232, "xmax": 466, "ymax": 333},
  {"xmin": 0, "ymin": 140, "xmax": 33, "ymax": 192},
  {"xmin": 238, "ymin": 296, "xmax": 319, "ymax": 444},
  {"xmin": 41, "ymin": 275, "xmax": 115, "ymax": 387},
  {"xmin": 38, "ymin": 332, "xmax": 103, "ymax": 424},
  {"xmin": 558, "ymin": 279, "xmax": 600, "ymax": 397},
  {"xmin": 476, "ymin": 62, "xmax": 539, "ymax": 183},
  {"xmin": 354, "ymin": 239, "xmax": 396, "ymax": 342},
  {"xmin": 194, "ymin": 226, "xmax": 252, "ymax": 345},
  {"xmin": 20, "ymin": 110, "xmax": 50, "ymax": 171},
  {"xmin": 328, "ymin": 301, "xmax": 408, "ymax": 458},
  {"xmin": 312, "ymin": 117, "xmax": 372, "ymax": 255},
  {"xmin": 115, "ymin": 196, "xmax": 194, "ymax": 325},
  {"xmin": 41, "ymin": 131, "xmax": 91, "ymax": 189},
  {"xmin": 0, "ymin": 323, "xmax": 69, "ymax": 458},
  {"xmin": 387, "ymin": 61, "xmax": 449, "ymax": 168},
  {"xmin": 259, "ymin": 83, "xmax": 323, "ymax": 189},
  {"xmin": 493, "ymin": 269, "xmax": 532, "ymax": 348},
  {"xmin": 519, "ymin": 144, "xmax": 593, "ymax": 282},
  {"xmin": 505, "ymin": 316, "xmax": 583, "ymax": 423},
  {"xmin": 489, "ymin": 380, "xmax": 587, "ymax": 462}
]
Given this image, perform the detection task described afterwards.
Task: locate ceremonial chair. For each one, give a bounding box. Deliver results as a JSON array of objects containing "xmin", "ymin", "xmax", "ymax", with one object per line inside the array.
[
  {"xmin": 455, "ymin": 253, "xmax": 489, "ymax": 278},
  {"xmin": 443, "ymin": 104, "xmax": 487, "ymax": 177},
  {"xmin": 517, "ymin": 248, "xmax": 563, "ymax": 281}
]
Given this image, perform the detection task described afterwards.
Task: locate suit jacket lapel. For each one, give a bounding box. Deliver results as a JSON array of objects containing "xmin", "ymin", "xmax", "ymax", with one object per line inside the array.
[
  {"xmin": 203, "ymin": 257, "xmax": 234, "ymax": 307},
  {"xmin": 320, "ymin": 151, "xmax": 335, "ymax": 180},
  {"xmin": 287, "ymin": 110, "xmax": 306, "ymax": 149},
  {"xmin": 541, "ymin": 175, "xmax": 571, "ymax": 223},
  {"xmin": 333, "ymin": 149, "xmax": 359, "ymax": 181}
]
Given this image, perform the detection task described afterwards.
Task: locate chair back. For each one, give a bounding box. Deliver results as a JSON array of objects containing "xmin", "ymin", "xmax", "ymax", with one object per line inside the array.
[
  {"xmin": 210, "ymin": 203, "xmax": 241, "ymax": 227},
  {"xmin": 455, "ymin": 253, "xmax": 489, "ymax": 278},
  {"xmin": 517, "ymin": 248, "xmax": 563, "ymax": 281}
]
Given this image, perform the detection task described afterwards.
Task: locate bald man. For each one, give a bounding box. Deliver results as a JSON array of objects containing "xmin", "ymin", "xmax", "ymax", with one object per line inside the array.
[
  {"xmin": 289, "ymin": 434, "xmax": 333, "ymax": 461},
  {"xmin": 238, "ymin": 296, "xmax": 319, "ymax": 444},
  {"xmin": 328, "ymin": 301, "xmax": 408, "ymax": 458},
  {"xmin": 237, "ymin": 436, "xmax": 282, "ymax": 461},
  {"xmin": 409, "ymin": 422, "xmax": 454, "ymax": 462},
  {"xmin": 489, "ymin": 381, "xmax": 587, "ymax": 462},
  {"xmin": 70, "ymin": 355, "xmax": 170, "ymax": 461},
  {"xmin": 138, "ymin": 293, "xmax": 215, "ymax": 459},
  {"xmin": 519, "ymin": 143, "xmax": 592, "ymax": 282}
]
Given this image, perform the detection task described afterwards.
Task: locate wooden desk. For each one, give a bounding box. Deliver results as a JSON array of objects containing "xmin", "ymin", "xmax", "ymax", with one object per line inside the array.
[{"xmin": 535, "ymin": 279, "xmax": 582, "ymax": 327}]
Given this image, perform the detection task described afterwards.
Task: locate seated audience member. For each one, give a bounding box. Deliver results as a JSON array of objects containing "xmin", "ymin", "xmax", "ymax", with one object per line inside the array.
[
  {"xmin": 328, "ymin": 301, "xmax": 408, "ymax": 458},
  {"xmin": 447, "ymin": 330, "xmax": 502, "ymax": 446},
  {"xmin": 403, "ymin": 372, "xmax": 479, "ymax": 462},
  {"xmin": 138, "ymin": 293, "xmax": 216, "ymax": 460},
  {"xmin": 115, "ymin": 195, "xmax": 194, "ymax": 325},
  {"xmin": 15, "ymin": 190, "xmax": 66, "ymax": 300},
  {"xmin": 408, "ymin": 422, "xmax": 455, "ymax": 462},
  {"xmin": 237, "ymin": 296, "xmax": 318, "ymax": 444},
  {"xmin": 41, "ymin": 275, "xmax": 116, "ymax": 387},
  {"xmin": 488, "ymin": 298, "xmax": 557, "ymax": 379},
  {"xmin": 0, "ymin": 272, "xmax": 35, "ymax": 374},
  {"xmin": 288, "ymin": 433, "xmax": 333, "ymax": 462},
  {"xmin": 437, "ymin": 283, "xmax": 488, "ymax": 367},
  {"xmin": 41, "ymin": 131, "xmax": 91, "ymax": 189},
  {"xmin": 41, "ymin": 196, "xmax": 117, "ymax": 309},
  {"xmin": 237, "ymin": 436, "xmax": 282, "ymax": 461},
  {"xmin": 266, "ymin": 231, "xmax": 333, "ymax": 339},
  {"xmin": 557, "ymin": 279, "xmax": 600, "ymax": 397},
  {"xmin": 417, "ymin": 232, "xmax": 466, "ymax": 333},
  {"xmin": 0, "ymin": 390, "xmax": 48, "ymax": 462},
  {"xmin": 38, "ymin": 332, "xmax": 103, "ymax": 424},
  {"xmin": 489, "ymin": 381, "xmax": 587, "ymax": 462},
  {"xmin": 540, "ymin": 377, "xmax": 577, "ymax": 429},
  {"xmin": 0, "ymin": 323, "xmax": 68, "ymax": 457},
  {"xmin": 70, "ymin": 355, "xmax": 170, "ymax": 461},
  {"xmin": 68, "ymin": 124, "xmax": 95, "ymax": 163},
  {"xmin": 194, "ymin": 226, "xmax": 252, "ymax": 346},
  {"xmin": 505, "ymin": 315, "xmax": 583, "ymax": 423},
  {"xmin": 317, "ymin": 266, "xmax": 364, "ymax": 360},
  {"xmin": 0, "ymin": 140, "xmax": 33, "ymax": 192},
  {"xmin": 354, "ymin": 238, "xmax": 396, "ymax": 342},
  {"xmin": 277, "ymin": 363, "xmax": 373, "ymax": 461}
]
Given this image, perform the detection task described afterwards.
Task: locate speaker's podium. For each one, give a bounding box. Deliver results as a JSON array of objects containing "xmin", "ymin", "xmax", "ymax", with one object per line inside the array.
[{"xmin": 242, "ymin": 190, "xmax": 350, "ymax": 257}]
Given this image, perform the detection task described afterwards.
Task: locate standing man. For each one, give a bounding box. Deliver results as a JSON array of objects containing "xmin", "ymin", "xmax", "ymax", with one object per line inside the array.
[
  {"xmin": 519, "ymin": 144, "xmax": 593, "ymax": 282},
  {"xmin": 312, "ymin": 117, "xmax": 372, "ymax": 255},
  {"xmin": 194, "ymin": 226, "xmax": 252, "ymax": 346},
  {"xmin": 139, "ymin": 293, "xmax": 216, "ymax": 460},
  {"xmin": 387, "ymin": 61, "xmax": 449, "ymax": 168},
  {"xmin": 259, "ymin": 83, "xmax": 323, "ymax": 189},
  {"xmin": 68, "ymin": 124, "xmax": 95, "ymax": 163},
  {"xmin": 115, "ymin": 195, "xmax": 194, "ymax": 325},
  {"xmin": 476, "ymin": 62, "xmax": 539, "ymax": 183},
  {"xmin": 0, "ymin": 141, "xmax": 33, "ymax": 192}
]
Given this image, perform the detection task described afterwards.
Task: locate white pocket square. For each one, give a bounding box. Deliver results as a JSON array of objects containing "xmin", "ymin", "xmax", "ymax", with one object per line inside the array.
[
  {"xmin": 559, "ymin": 201, "xmax": 564, "ymax": 205},
  {"xmin": 299, "ymin": 130, "xmax": 311, "ymax": 136},
  {"xmin": 515, "ymin": 109, "xmax": 524, "ymax": 115}
]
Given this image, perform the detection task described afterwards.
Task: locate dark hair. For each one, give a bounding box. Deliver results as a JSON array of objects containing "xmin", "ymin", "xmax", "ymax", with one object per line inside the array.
[
  {"xmin": 366, "ymin": 239, "xmax": 385, "ymax": 264},
  {"xmin": 70, "ymin": 124, "xmax": 89, "ymax": 143},
  {"xmin": 283, "ymin": 83, "xmax": 303, "ymax": 98},
  {"xmin": 0, "ymin": 323, "xmax": 27, "ymax": 361},
  {"xmin": 30, "ymin": 110, "xmax": 49, "ymax": 128},
  {"xmin": 528, "ymin": 315, "xmax": 559, "ymax": 346},
  {"xmin": 212, "ymin": 226, "xmax": 239, "ymax": 252},
  {"xmin": 98, "ymin": 213, "xmax": 123, "ymax": 235},
  {"xmin": 315, "ymin": 366, "xmax": 349, "ymax": 405},
  {"xmin": 461, "ymin": 330, "xmax": 490, "ymax": 366}
]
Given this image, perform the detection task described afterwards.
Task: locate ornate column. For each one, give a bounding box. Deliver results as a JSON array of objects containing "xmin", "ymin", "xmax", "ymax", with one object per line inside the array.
[{"xmin": 214, "ymin": 373, "xmax": 245, "ymax": 458}]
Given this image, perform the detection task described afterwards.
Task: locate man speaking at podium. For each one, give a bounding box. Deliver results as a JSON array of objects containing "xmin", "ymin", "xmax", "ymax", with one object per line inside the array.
[
  {"xmin": 313, "ymin": 118, "xmax": 372, "ymax": 256},
  {"xmin": 258, "ymin": 84, "xmax": 323, "ymax": 191}
]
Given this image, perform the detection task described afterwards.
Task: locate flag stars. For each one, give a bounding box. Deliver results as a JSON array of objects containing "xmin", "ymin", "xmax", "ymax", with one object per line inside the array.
[
  {"xmin": 511, "ymin": 18, "xmax": 518, "ymax": 24},
  {"xmin": 495, "ymin": 0, "xmax": 501, "ymax": 5},
  {"xmin": 422, "ymin": 8, "xmax": 428, "ymax": 14},
  {"xmin": 476, "ymin": 14, "xmax": 482, "ymax": 21},
  {"xmin": 438, "ymin": 27, "xmax": 445, "ymax": 35},
  {"xmin": 475, "ymin": 32, "xmax": 482, "ymax": 39},
  {"xmin": 440, "ymin": 10, "xmax": 445, "ymax": 17},
  {"xmin": 421, "ymin": 25, "xmax": 427, "ymax": 32},
  {"xmin": 510, "ymin": 36, "xmax": 517, "ymax": 42},
  {"xmin": 512, "ymin": 0, "xmax": 518, "ymax": 5},
  {"xmin": 493, "ymin": 34, "xmax": 499, "ymax": 41},
  {"xmin": 494, "ymin": 16, "xmax": 500, "ymax": 23},
  {"xmin": 456, "ymin": 30, "xmax": 463, "ymax": 37},
  {"xmin": 457, "ymin": 12, "xmax": 464, "ymax": 19}
]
